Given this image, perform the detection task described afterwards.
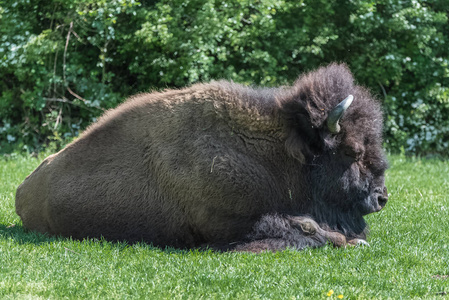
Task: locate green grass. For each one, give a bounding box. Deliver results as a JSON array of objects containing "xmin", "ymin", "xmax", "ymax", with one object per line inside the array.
[{"xmin": 1, "ymin": 155, "xmax": 448, "ymax": 299}]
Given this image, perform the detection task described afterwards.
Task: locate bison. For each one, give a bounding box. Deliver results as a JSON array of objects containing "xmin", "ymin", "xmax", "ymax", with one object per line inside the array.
[{"xmin": 15, "ymin": 63, "xmax": 388, "ymax": 252}]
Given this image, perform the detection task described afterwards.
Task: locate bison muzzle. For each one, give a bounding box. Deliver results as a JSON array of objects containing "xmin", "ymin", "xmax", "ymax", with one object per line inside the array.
[{"xmin": 15, "ymin": 63, "xmax": 388, "ymax": 252}]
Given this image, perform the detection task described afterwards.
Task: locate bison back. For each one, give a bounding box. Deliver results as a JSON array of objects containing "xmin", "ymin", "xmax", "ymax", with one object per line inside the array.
[{"xmin": 15, "ymin": 89, "xmax": 292, "ymax": 247}]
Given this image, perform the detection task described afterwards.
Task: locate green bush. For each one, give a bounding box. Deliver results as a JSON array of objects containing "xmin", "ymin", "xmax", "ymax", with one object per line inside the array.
[{"xmin": 1, "ymin": 0, "xmax": 448, "ymax": 154}]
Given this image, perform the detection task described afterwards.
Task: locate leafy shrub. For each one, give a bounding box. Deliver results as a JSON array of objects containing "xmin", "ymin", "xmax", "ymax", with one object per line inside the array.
[{"xmin": 0, "ymin": 0, "xmax": 448, "ymax": 154}]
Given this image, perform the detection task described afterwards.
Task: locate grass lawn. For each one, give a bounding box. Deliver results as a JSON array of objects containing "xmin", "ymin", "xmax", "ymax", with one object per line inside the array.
[{"xmin": 0, "ymin": 154, "xmax": 448, "ymax": 299}]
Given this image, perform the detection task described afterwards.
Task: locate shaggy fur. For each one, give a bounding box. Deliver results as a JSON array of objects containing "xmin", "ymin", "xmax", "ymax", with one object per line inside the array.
[{"xmin": 15, "ymin": 63, "xmax": 388, "ymax": 252}]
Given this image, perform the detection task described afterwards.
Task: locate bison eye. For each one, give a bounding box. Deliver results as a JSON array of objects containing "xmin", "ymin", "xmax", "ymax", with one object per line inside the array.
[
  {"xmin": 344, "ymin": 152, "xmax": 360, "ymax": 162},
  {"xmin": 342, "ymin": 143, "xmax": 364, "ymax": 162},
  {"xmin": 344, "ymin": 151, "xmax": 355, "ymax": 159},
  {"xmin": 343, "ymin": 148, "xmax": 364, "ymax": 162}
]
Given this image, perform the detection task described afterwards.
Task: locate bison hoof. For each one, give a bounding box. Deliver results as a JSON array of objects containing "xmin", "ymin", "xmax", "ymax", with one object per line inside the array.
[
  {"xmin": 289, "ymin": 216, "xmax": 319, "ymax": 235},
  {"xmin": 348, "ymin": 239, "xmax": 370, "ymax": 247},
  {"xmin": 324, "ymin": 231, "xmax": 347, "ymax": 247}
]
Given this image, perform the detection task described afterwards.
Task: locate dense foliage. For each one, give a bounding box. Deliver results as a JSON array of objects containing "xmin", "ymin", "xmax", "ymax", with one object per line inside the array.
[{"xmin": 1, "ymin": 0, "xmax": 448, "ymax": 154}]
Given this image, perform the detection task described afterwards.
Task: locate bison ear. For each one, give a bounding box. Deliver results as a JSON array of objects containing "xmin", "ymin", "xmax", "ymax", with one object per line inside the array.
[{"xmin": 282, "ymin": 102, "xmax": 324, "ymax": 164}]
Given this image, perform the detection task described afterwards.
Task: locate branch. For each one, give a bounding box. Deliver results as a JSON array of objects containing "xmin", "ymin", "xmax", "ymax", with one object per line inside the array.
[
  {"xmin": 43, "ymin": 97, "xmax": 104, "ymax": 113},
  {"xmin": 63, "ymin": 22, "xmax": 72, "ymax": 91},
  {"xmin": 67, "ymin": 86, "xmax": 88, "ymax": 102},
  {"xmin": 53, "ymin": 45, "xmax": 59, "ymax": 98},
  {"xmin": 44, "ymin": 97, "xmax": 71, "ymax": 104},
  {"xmin": 54, "ymin": 106, "xmax": 63, "ymax": 129},
  {"xmin": 378, "ymin": 81, "xmax": 387, "ymax": 99},
  {"xmin": 63, "ymin": 22, "xmax": 88, "ymax": 103}
]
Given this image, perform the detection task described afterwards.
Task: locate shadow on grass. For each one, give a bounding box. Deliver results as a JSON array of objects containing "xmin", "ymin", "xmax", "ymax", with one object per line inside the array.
[
  {"xmin": 0, "ymin": 223, "xmax": 60, "ymax": 245},
  {"xmin": 0, "ymin": 223, "xmax": 210, "ymax": 254}
]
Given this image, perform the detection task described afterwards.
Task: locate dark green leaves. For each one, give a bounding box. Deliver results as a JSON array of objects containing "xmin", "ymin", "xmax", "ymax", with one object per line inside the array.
[{"xmin": 0, "ymin": 0, "xmax": 448, "ymax": 154}]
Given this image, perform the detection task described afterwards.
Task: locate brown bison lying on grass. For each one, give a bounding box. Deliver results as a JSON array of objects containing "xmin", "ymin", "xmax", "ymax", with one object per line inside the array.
[{"xmin": 16, "ymin": 63, "xmax": 388, "ymax": 252}]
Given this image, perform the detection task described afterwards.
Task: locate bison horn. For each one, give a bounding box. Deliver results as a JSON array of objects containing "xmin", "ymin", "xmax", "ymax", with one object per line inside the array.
[{"xmin": 327, "ymin": 95, "xmax": 354, "ymax": 134}]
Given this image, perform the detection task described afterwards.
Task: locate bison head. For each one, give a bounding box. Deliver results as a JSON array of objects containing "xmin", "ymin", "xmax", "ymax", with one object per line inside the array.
[{"xmin": 281, "ymin": 63, "xmax": 388, "ymax": 237}]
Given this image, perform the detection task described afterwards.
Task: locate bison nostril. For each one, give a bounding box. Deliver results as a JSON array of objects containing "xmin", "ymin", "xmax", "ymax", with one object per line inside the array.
[{"xmin": 378, "ymin": 195, "xmax": 388, "ymax": 208}]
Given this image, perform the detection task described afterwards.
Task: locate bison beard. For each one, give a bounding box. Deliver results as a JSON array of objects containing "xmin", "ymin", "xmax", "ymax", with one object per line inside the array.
[{"xmin": 15, "ymin": 63, "xmax": 388, "ymax": 252}]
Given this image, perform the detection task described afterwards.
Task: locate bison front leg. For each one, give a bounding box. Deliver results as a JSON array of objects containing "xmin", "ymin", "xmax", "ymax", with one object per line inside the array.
[
  {"xmin": 288, "ymin": 216, "xmax": 349, "ymax": 247},
  {"xmin": 234, "ymin": 214, "xmax": 349, "ymax": 252},
  {"xmin": 286, "ymin": 216, "xmax": 370, "ymax": 248}
]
